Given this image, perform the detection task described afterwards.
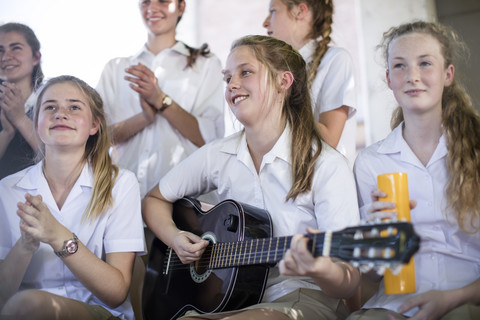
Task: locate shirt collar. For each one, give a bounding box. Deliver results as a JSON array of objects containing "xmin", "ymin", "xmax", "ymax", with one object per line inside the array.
[
  {"xmin": 377, "ymin": 122, "xmax": 448, "ymax": 166},
  {"xmin": 132, "ymin": 41, "xmax": 190, "ymax": 61},
  {"xmin": 24, "ymin": 92, "xmax": 36, "ymax": 113},
  {"xmin": 220, "ymin": 125, "xmax": 292, "ymax": 165},
  {"xmin": 298, "ymin": 39, "xmax": 318, "ymax": 64},
  {"xmin": 16, "ymin": 161, "xmax": 93, "ymax": 191}
]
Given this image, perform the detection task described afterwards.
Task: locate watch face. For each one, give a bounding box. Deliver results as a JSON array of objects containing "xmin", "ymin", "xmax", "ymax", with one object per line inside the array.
[
  {"xmin": 164, "ymin": 96, "xmax": 172, "ymax": 106},
  {"xmin": 66, "ymin": 240, "xmax": 78, "ymax": 254}
]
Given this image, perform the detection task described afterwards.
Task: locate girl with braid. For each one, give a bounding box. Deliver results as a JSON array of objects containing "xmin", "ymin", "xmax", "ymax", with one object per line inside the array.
[
  {"xmin": 351, "ymin": 21, "xmax": 480, "ymax": 320},
  {"xmin": 143, "ymin": 35, "xmax": 360, "ymax": 320},
  {"xmin": 263, "ymin": 0, "xmax": 357, "ymax": 166}
]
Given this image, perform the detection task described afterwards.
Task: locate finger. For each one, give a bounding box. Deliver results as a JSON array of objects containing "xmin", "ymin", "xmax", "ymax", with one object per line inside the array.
[
  {"xmin": 410, "ymin": 200, "xmax": 417, "ymax": 209},
  {"xmin": 24, "ymin": 193, "xmax": 45, "ymax": 211},
  {"xmin": 306, "ymin": 227, "xmax": 322, "ymax": 234}
]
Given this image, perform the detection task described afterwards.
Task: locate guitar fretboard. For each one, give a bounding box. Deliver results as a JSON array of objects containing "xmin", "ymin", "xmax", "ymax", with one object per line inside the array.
[{"xmin": 207, "ymin": 233, "xmax": 327, "ymax": 269}]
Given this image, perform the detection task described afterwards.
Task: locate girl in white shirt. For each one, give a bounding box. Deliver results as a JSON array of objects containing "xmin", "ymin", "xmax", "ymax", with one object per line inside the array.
[
  {"xmin": 96, "ymin": 0, "xmax": 224, "ymax": 197},
  {"xmin": 142, "ymin": 35, "xmax": 360, "ymax": 320},
  {"xmin": 0, "ymin": 76, "xmax": 145, "ymax": 320},
  {"xmin": 350, "ymin": 21, "xmax": 480, "ymax": 320},
  {"xmin": 263, "ymin": 0, "xmax": 356, "ymax": 164}
]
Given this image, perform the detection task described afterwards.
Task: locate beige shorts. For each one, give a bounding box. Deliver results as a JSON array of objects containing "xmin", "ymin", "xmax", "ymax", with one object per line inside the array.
[
  {"xmin": 180, "ymin": 288, "xmax": 349, "ymax": 320},
  {"xmin": 77, "ymin": 302, "xmax": 121, "ymax": 320},
  {"xmin": 347, "ymin": 304, "xmax": 480, "ymax": 320}
]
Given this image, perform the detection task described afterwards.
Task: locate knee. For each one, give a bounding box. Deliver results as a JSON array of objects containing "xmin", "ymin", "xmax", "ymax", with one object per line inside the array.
[{"xmin": 1, "ymin": 290, "xmax": 51, "ymax": 317}]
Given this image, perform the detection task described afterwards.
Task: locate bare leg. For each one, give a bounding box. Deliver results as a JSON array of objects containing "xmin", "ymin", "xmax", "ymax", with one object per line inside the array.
[{"xmin": 1, "ymin": 289, "xmax": 94, "ymax": 320}]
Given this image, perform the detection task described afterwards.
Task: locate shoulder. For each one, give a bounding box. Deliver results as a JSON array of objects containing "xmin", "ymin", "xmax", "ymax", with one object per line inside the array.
[
  {"xmin": 113, "ymin": 168, "xmax": 140, "ymax": 193},
  {"xmin": 321, "ymin": 47, "xmax": 353, "ymax": 68}
]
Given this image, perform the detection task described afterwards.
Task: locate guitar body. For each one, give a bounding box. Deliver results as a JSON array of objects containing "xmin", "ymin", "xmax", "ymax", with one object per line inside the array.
[{"xmin": 143, "ymin": 198, "xmax": 273, "ymax": 320}]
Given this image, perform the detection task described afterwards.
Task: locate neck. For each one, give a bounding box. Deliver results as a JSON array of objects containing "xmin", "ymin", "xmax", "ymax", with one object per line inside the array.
[
  {"xmin": 43, "ymin": 150, "xmax": 86, "ymax": 209},
  {"xmin": 402, "ymin": 112, "xmax": 443, "ymax": 166},
  {"xmin": 14, "ymin": 76, "xmax": 34, "ymax": 102},
  {"xmin": 146, "ymin": 32, "xmax": 177, "ymax": 55},
  {"xmin": 244, "ymin": 119, "xmax": 286, "ymax": 173}
]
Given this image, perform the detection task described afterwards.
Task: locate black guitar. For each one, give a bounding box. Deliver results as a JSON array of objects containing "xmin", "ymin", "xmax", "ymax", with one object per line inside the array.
[{"xmin": 142, "ymin": 197, "xmax": 420, "ymax": 320}]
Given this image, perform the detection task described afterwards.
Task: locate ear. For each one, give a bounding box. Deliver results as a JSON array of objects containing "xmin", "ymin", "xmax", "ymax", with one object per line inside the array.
[
  {"xmin": 279, "ymin": 71, "xmax": 294, "ymax": 91},
  {"xmin": 386, "ymin": 69, "xmax": 392, "ymax": 90},
  {"xmin": 178, "ymin": 0, "xmax": 186, "ymax": 16},
  {"xmin": 444, "ymin": 64, "xmax": 455, "ymax": 87},
  {"xmin": 33, "ymin": 51, "xmax": 41, "ymax": 67},
  {"xmin": 89, "ymin": 118, "xmax": 100, "ymax": 136},
  {"xmin": 295, "ymin": 2, "xmax": 310, "ymax": 20}
]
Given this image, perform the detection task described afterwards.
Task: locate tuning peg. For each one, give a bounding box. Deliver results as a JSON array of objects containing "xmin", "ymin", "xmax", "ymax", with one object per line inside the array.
[
  {"xmin": 354, "ymin": 230, "xmax": 363, "ymax": 240},
  {"xmin": 352, "ymin": 261, "xmax": 360, "ymax": 268},
  {"xmin": 375, "ymin": 265, "xmax": 387, "ymax": 275},
  {"xmin": 360, "ymin": 262, "xmax": 376, "ymax": 273},
  {"xmin": 360, "ymin": 220, "xmax": 368, "ymax": 225},
  {"xmin": 371, "ymin": 228, "xmax": 379, "ymax": 237},
  {"xmin": 383, "ymin": 247, "xmax": 393, "ymax": 259},
  {"xmin": 368, "ymin": 247, "xmax": 376, "ymax": 258},
  {"xmin": 391, "ymin": 264, "xmax": 403, "ymax": 275},
  {"xmin": 353, "ymin": 247, "xmax": 361, "ymax": 258}
]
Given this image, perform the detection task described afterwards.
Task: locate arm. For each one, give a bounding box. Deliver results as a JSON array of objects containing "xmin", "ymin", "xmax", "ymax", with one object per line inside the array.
[
  {"xmin": 142, "ymin": 185, "xmax": 209, "ymax": 264},
  {"xmin": 315, "ymin": 105, "xmax": 349, "ymax": 148},
  {"xmin": 280, "ymin": 230, "xmax": 360, "ymax": 299},
  {"xmin": 125, "ymin": 63, "xmax": 205, "ymax": 147},
  {"xmin": 0, "ymin": 109, "xmax": 15, "ymax": 158},
  {"xmin": 17, "ymin": 193, "xmax": 135, "ymax": 308},
  {"xmin": 0, "ymin": 83, "xmax": 38, "ymax": 152},
  {"xmin": 108, "ymin": 98, "xmax": 157, "ymax": 144},
  {"xmin": 0, "ymin": 223, "xmax": 39, "ymax": 309}
]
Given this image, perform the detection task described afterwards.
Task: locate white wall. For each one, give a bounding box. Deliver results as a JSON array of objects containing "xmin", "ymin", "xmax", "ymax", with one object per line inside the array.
[{"xmin": 0, "ymin": 0, "xmax": 197, "ymax": 87}]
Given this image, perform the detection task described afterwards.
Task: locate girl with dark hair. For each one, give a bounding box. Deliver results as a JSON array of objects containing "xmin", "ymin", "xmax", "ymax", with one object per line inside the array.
[
  {"xmin": 143, "ymin": 35, "xmax": 360, "ymax": 320},
  {"xmin": 0, "ymin": 22, "xmax": 44, "ymax": 179}
]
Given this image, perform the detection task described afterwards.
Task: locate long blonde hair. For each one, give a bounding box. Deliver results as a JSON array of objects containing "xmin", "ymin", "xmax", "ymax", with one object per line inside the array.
[
  {"xmin": 34, "ymin": 75, "xmax": 118, "ymax": 222},
  {"xmin": 380, "ymin": 21, "xmax": 480, "ymax": 232},
  {"xmin": 231, "ymin": 35, "xmax": 323, "ymax": 200},
  {"xmin": 280, "ymin": 0, "xmax": 333, "ymax": 88}
]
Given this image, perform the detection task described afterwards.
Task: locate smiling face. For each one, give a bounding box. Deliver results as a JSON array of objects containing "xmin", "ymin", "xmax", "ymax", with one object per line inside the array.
[
  {"xmin": 224, "ymin": 46, "xmax": 276, "ymax": 128},
  {"xmin": 386, "ymin": 32, "xmax": 454, "ymax": 117},
  {"xmin": 139, "ymin": 0, "xmax": 184, "ymax": 37},
  {"xmin": 37, "ymin": 82, "xmax": 99, "ymax": 153},
  {"xmin": 0, "ymin": 31, "xmax": 40, "ymax": 84}
]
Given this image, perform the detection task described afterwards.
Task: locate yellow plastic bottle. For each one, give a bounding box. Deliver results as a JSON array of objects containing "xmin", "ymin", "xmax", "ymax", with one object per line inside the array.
[{"xmin": 377, "ymin": 172, "xmax": 416, "ymax": 294}]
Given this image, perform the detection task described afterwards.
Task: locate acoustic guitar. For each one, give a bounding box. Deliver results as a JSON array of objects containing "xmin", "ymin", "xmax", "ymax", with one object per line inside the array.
[{"xmin": 143, "ymin": 197, "xmax": 420, "ymax": 320}]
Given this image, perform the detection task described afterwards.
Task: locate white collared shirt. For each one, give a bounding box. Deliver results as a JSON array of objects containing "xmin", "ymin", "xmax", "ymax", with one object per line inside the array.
[
  {"xmin": 354, "ymin": 124, "xmax": 480, "ymax": 316},
  {"xmin": 0, "ymin": 162, "xmax": 146, "ymax": 320},
  {"xmin": 299, "ymin": 41, "xmax": 357, "ymax": 166},
  {"xmin": 160, "ymin": 127, "xmax": 360, "ymax": 302},
  {"xmin": 96, "ymin": 42, "xmax": 225, "ymax": 196}
]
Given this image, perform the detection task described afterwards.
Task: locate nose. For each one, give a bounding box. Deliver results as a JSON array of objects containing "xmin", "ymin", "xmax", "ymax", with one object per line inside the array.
[
  {"xmin": 263, "ymin": 15, "xmax": 270, "ymax": 29},
  {"xmin": 147, "ymin": 1, "xmax": 160, "ymax": 13},
  {"xmin": 227, "ymin": 75, "xmax": 240, "ymax": 91},
  {"xmin": 55, "ymin": 107, "xmax": 68, "ymax": 119},
  {"xmin": 406, "ymin": 66, "xmax": 420, "ymax": 83}
]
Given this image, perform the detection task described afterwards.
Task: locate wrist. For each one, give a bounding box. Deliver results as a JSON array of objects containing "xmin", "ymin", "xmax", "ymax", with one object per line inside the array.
[{"xmin": 158, "ymin": 94, "xmax": 173, "ymax": 113}]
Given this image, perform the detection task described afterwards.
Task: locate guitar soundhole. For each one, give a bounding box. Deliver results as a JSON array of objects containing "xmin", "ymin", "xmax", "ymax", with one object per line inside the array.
[{"xmin": 190, "ymin": 232, "xmax": 216, "ymax": 284}]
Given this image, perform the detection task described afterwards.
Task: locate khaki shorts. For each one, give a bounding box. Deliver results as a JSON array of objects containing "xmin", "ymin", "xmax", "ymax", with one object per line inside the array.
[
  {"xmin": 78, "ymin": 302, "xmax": 121, "ymax": 320},
  {"xmin": 181, "ymin": 288, "xmax": 349, "ymax": 320},
  {"xmin": 347, "ymin": 304, "xmax": 480, "ymax": 320}
]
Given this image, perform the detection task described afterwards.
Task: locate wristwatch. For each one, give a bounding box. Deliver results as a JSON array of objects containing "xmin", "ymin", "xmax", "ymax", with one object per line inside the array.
[
  {"xmin": 54, "ymin": 233, "xmax": 79, "ymax": 258},
  {"xmin": 159, "ymin": 94, "xmax": 173, "ymax": 112}
]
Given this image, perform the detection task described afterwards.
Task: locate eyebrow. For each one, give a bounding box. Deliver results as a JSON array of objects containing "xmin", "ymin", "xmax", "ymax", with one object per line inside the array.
[
  {"xmin": 42, "ymin": 99, "xmax": 87, "ymax": 105},
  {"xmin": 223, "ymin": 62, "xmax": 252, "ymax": 75}
]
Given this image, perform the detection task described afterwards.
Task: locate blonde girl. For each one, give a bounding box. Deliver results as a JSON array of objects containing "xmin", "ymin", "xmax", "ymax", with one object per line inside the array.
[{"xmin": 0, "ymin": 76, "xmax": 145, "ymax": 320}]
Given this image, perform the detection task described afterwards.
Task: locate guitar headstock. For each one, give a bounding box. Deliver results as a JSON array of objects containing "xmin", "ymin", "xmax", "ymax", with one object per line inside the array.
[{"xmin": 324, "ymin": 221, "xmax": 420, "ymax": 274}]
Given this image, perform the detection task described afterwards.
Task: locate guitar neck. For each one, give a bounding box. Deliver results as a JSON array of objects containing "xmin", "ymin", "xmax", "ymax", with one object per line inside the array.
[{"xmin": 206, "ymin": 233, "xmax": 328, "ymax": 269}]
